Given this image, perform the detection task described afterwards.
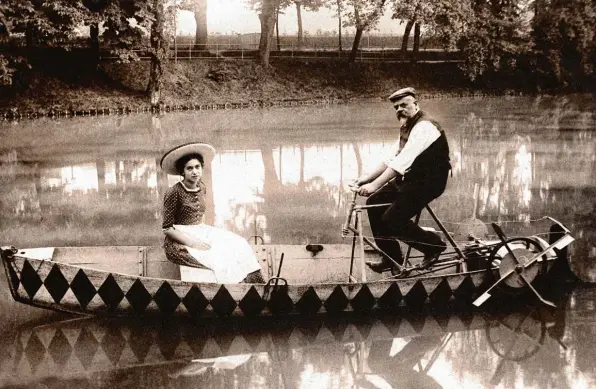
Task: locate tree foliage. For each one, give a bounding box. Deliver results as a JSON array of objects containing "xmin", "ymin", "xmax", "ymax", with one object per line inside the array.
[
  {"xmin": 532, "ymin": 0, "xmax": 596, "ymax": 89},
  {"xmin": 458, "ymin": 0, "xmax": 533, "ymax": 81},
  {"xmin": 390, "ymin": 0, "xmax": 473, "ymax": 50},
  {"xmin": 1, "ymin": 0, "xmax": 89, "ymax": 47}
]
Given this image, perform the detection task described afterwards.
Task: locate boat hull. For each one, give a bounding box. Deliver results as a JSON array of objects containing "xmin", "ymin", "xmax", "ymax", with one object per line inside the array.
[{"xmin": 3, "ymin": 250, "xmax": 501, "ymax": 317}]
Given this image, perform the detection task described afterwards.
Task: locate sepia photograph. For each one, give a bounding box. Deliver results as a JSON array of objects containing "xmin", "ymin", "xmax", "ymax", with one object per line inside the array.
[{"xmin": 0, "ymin": 0, "xmax": 594, "ymax": 388}]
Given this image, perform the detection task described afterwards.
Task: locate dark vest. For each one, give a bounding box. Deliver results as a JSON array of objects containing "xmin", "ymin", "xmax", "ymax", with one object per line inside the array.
[{"xmin": 398, "ymin": 110, "xmax": 450, "ymax": 182}]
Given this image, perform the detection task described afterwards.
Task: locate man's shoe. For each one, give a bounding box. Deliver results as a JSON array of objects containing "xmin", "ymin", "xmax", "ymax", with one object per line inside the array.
[
  {"xmin": 418, "ymin": 252, "xmax": 441, "ymax": 269},
  {"xmin": 418, "ymin": 244, "xmax": 447, "ymax": 269},
  {"xmin": 365, "ymin": 258, "xmax": 397, "ymax": 273}
]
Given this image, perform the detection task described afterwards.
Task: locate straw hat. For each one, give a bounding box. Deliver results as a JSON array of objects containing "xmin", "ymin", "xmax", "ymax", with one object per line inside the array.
[{"xmin": 160, "ymin": 143, "xmax": 216, "ymax": 175}]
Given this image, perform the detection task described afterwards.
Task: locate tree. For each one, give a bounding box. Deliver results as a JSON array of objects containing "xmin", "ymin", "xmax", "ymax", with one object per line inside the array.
[
  {"xmin": 147, "ymin": 0, "xmax": 167, "ymax": 108},
  {"xmin": 1, "ymin": 0, "xmax": 88, "ymax": 47},
  {"xmin": 179, "ymin": 0, "xmax": 208, "ymax": 49},
  {"xmin": 458, "ymin": 0, "xmax": 533, "ymax": 81},
  {"xmin": 249, "ymin": 0, "xmax": 282, "ymax": 66},
  {"xmin": 282, "ymin": 0, "xmax": 326, "ymax": 48},
  {"xmin": 335, "ymin": 0, "xmax": 343, "ymax": 50},
  {"xmin": 99, "ymin": 1, "xmax": 153, "ymax": 62},
  {"xmin": 343, "ymin": 0, "xmax": 387, "ymax": 62},
  {"xmin": 532, "ymin": 0, "xmax": 596, "ymax": 90},
  {"xmin": 390, "ymin": 0, "xmax": 472, "ymax": 62}
]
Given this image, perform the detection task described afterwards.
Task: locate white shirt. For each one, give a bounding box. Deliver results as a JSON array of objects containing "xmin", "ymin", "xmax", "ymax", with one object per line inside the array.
[{"xmin": 385, "ymin": 120, "xmax": 441, "ymax": 175}]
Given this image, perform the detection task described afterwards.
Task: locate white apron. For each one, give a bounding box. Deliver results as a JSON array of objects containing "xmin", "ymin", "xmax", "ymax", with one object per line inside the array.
[{"xmin": 174, "ymin": 224, "xmax": 261, "ymax": 284}]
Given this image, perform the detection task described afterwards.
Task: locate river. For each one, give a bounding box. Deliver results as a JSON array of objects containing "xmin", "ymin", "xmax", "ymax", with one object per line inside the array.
[{"xmin": 0, "ymin": 95, "xmax": 594, "ymax": 388}]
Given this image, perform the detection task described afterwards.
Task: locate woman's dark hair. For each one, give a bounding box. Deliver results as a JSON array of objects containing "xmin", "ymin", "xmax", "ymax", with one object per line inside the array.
[{"xmin": 175, "ymin": 153, "xmax": 205, "ymax": 175}]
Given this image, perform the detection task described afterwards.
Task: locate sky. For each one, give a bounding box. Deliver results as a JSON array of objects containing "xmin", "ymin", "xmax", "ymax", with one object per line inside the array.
[{"xmin": 175, "ymin": 0, "xmax": 405, "ymax": 36}]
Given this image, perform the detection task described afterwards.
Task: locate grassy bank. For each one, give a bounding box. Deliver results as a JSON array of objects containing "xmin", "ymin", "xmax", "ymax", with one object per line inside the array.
[{"xmin": 0, "ymin": 58, "xmax": 527, "ymax": 117}]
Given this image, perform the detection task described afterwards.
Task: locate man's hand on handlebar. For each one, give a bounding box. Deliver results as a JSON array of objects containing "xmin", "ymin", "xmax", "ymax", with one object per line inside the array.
[
  {"xmin": 347, "ymin": 179, "xmax": 377, "ymax": 197},
  {"xmin": 357, "ymin": 183, "xmax": 377, "ymax": 197},
  {"xmin": 348, "ymin": 179, "xmax": 360, "ymax": 192}
]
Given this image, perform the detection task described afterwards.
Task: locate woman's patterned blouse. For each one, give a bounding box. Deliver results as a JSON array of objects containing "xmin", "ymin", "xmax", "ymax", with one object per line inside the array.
[{"xmin": 162, "ymin": 181, "xmax": 207, "ymax": 229}]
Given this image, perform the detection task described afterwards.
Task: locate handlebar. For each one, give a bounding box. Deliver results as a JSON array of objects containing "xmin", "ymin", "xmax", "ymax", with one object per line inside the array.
[{"xmin": 342, "ymin": 191, "xmax": 358, "ymax": 238}]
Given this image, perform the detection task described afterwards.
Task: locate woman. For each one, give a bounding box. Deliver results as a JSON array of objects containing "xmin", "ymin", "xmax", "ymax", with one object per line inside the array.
[{"xmin": 161, "ymin": 143, "xmax": 265, "ymax": 284}]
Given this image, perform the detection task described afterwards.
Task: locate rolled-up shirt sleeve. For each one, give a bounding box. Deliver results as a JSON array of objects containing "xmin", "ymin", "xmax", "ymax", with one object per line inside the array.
[{"xmin": 386, "ymin": 121, "xmax": 441, "ymax": 175}]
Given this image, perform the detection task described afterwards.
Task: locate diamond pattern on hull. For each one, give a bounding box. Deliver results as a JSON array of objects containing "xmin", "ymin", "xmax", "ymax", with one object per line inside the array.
[
  {"xmin": 6, "ymin": 256, "xmax": 507, "ymax": 317},
  {"xmin": 324, "ymin": 286, "xmax": 349, "ymax": 313},
  {"xmin": 210, "ymin": 286, "xmax": 237, "ymax": 317},
  {"xmin": 97, "ymin": 274, "xmax": 125, "ymax": 311},
  {"xmin": 182, "ymin": 286, "xmax": 210, "ymax": 316},
  {"xmin": 453, "ymin": 276, "xmax": 476, "ymax": 303},
  {"xmin": 238, "ymin": 286, "xmax": 266, "ymax": 316},
  {"xmin": 20, "ymin": 260, "xmax": 43, "ymax": 299},
  {"xmin": 267, "ymin": 287, "xmax": 294, "ymax": 315},
  {"xmin": 125, "ymin": 279, "xmax": 152, "ymax": 314},
  {"xmin": 350, "ymin": 285, "xmax": 375, "ymax": 313},
  {"xmin": 153, "ymin": 282, "xmax": 181, "ymax": 315},
  {"xmin": 403, "ymin": 281, "xmax": 429, "ymax": 307},
  {"xmin": 376, "ymin": 283, "xmax": 402, "ymax": 311},
  {"xmin": 295, "ymin": 287, "xmax": 322, "ymax": 315},
  {"xmin": 43, "ymin": 265, "xmax": 70, "ymax": 304},
  {"xmin": 428, "ymin": 278, "xmax": 453, "ymax": 306},
  {"xmin": 70, "ymin": 270, "xmax": 97, "ymax": 310}
]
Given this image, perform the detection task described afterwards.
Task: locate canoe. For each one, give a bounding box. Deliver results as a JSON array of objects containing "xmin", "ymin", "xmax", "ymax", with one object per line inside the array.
[{"xmin": 0, "ymin": 218, "xmax": 575, "ymax": 318}]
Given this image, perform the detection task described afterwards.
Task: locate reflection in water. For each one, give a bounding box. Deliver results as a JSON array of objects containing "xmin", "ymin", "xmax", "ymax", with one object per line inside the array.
[{"xmin": 0, "ymin": 289, "xmax": 592, "ymax": 389}]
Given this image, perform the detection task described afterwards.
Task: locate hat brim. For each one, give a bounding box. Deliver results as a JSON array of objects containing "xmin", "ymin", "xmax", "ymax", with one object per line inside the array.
[{"xmin": 160, "ymin": 143, "xmax": 216, "ymax": 175}]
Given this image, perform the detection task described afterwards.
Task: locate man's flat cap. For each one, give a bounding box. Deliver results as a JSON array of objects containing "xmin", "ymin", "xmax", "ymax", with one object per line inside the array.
[{"xmin": 388, "ymin": 87, "xmax": 416, "ymax": 102}]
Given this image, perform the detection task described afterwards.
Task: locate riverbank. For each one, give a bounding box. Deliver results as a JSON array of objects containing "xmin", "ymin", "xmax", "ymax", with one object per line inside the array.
[{"xmin": 0, "ymin": 59, "xmax": 549, "ymax": 119}]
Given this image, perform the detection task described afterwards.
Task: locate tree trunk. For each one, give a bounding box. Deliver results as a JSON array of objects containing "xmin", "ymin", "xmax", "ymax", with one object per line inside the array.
[
  {"xmin": 0, "ymin": 14, "xmax": 10, "ymax": 42},
  {"xmin": 148, "ymin": 0, "xmax": 165, "ymax": 109},
  {"xmin": 337, "ymin": 0, "xmax": 342, "ymax": 51},
  {"xmin": 258, "ymin": 0, "xmax": 279, "ymax": 66},
  {"xmin": 296, "ymin": 2, "xmax": 303, "ymax": 49},
  {"xmin": 89, "ymin": 22, "xmax": 100, "ymax": 66},
  {"xmin": 401, "ymin": 19, "xmax": 414, "ymax": 53},
  {"xmin": 276, "ymin": 3, "xmax": 280, "ymax": 51},
  {"xmin": 25, "ymin": 23, "xmax": 34, "ymax": 47},
  {"xmin": 411, "ymin": 22, "xmax": 420, "ymax": 63},
  {"xmin": 349, "ymin": 27, "xmax": 364, "ymax": 63},
  {"xmin": 193, "ymin": 0, "xmax": 208, "ymax": 50}
]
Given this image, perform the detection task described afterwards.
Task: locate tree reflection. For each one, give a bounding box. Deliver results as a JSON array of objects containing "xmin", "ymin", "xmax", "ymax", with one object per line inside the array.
[{"xmin": 225, "ymin": 146, "xmax": 346, "ymax": 244}]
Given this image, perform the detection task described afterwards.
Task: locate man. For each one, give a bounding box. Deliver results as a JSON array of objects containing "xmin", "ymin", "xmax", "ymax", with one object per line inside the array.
[{"xmin": 354, "ymin": 87, "xmax": 451, "ymax": 272}]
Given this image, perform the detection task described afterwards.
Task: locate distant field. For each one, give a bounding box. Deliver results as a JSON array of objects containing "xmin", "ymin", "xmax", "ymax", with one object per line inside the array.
[{"xmin": 4, "ymin": 33, "xmax": 443, "ymax": 52}]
